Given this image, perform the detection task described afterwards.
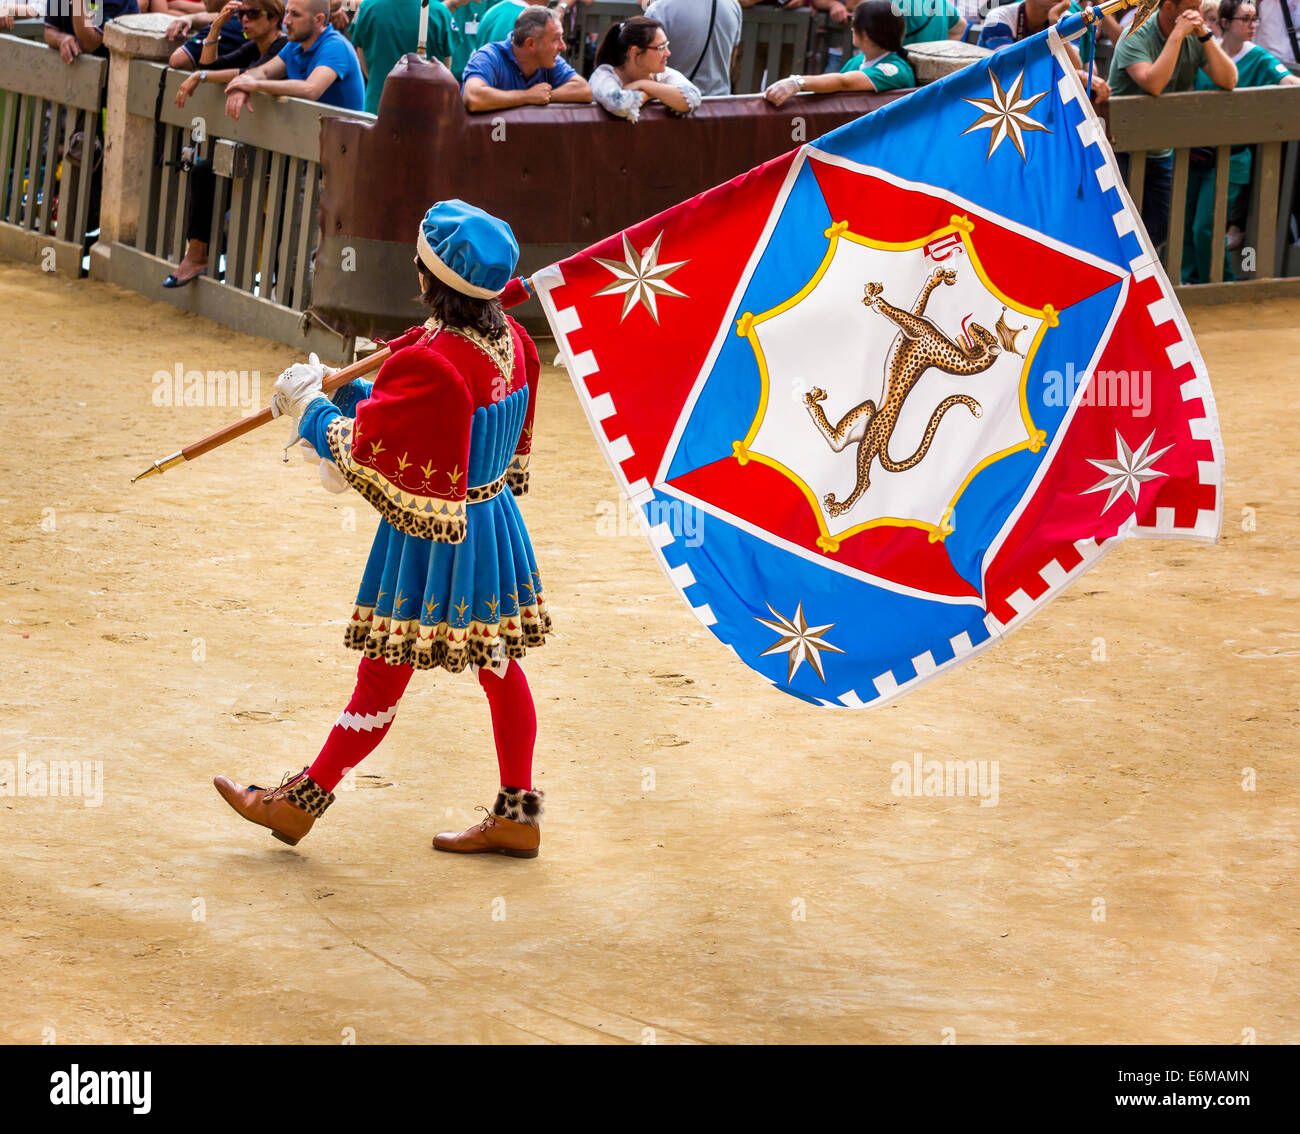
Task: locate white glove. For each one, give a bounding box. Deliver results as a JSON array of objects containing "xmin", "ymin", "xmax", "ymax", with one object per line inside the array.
[
  {"xmin": 295, "ymin": 434, "xmax": 349, "ymax": 493},
  {"xmin": 318, "ymin": 460, "xmax": 349, "ymax": 494},
  {"xmin": 270, "ymin": 352, "xmax": 329, "ymax": 421}
]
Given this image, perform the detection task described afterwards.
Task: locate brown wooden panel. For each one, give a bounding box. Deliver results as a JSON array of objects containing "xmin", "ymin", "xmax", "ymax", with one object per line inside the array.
[
  {"xmin": 37, "ymin": 100, "xmax": 62, "ymax": 236},
  {"xmin": 0, "ymin": 36, "xmax": 107, "ymax": 110},
  {"xmin": 1209, "ymin": 145, "xmax": 1230, "ymax": 285},
  {"xmin": 1254, "ymin": 141, "xmax": 1281, "ymax": 280},
  {"xmin": 259, "ymin": 150, "xmax": 287, "ymax": 302},
  {"xmin": 1167, "ymin": 148, "xmax": 1190, "ymax": 283},
  {"xmin": 127, "ymin": 61, "xmax": 363, "ymax": 164},
  {"xmin": 1111, "ymin": 88, "xmax": 1300, "ymax": 151}
]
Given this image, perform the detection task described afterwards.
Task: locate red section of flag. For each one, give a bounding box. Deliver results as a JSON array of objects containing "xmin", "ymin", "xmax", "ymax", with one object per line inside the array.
[
  {"xmin": 546, "ymin": 151, "xmax": 798, "ymax": 488},
  {"xmin": 809, "ymin": 158, "xmax": 1123, "ymax": 311},
  {"xmin": 982, "ymin": 278, "xmax": 1218, "ymax": 621},
  {"xmin": 671, "ymin": 458, "xmax": 983, "ymax": 599}
]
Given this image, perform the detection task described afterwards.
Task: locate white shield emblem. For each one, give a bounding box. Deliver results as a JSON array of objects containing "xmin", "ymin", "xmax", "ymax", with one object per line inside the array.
[{"xmin": 735, "ymin": 219, "xmax": 1051, "ymax": 549}]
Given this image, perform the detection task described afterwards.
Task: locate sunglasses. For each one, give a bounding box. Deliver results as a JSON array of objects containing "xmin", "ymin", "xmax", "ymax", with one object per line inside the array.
[{"xmin": 238, "ymin": 8, "xmax": 265, "ymax": 18}]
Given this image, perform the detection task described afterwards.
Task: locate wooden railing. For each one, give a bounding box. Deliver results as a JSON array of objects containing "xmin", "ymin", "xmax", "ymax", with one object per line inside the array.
[
  {"xmin": 0, "ymin": 32, "xmax": 107, "ymax": 276},
  {"xmin": 1111, "ymin": 87, "xmax": 1300, "ymax": 293},
  {"xmin": 107, "ymin": 59, "xmax": 367, "ymax": 354}
]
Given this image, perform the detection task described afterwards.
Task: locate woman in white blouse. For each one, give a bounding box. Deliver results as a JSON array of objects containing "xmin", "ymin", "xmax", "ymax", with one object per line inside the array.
[{"xmin": 589, "ymin": 16, "xmax": 703, "ymax": 122}]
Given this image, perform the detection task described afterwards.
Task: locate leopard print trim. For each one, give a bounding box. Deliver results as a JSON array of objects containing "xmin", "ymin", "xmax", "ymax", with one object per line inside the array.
[
  {"xmin": 494, "ymin": 786, "xmax": 545, "ymax": 826},
  {"xmin": 326, "ymin": 416, "xmax": 467, "ymax": 542},
  {"xmin": 343, "ymin": 601, "xmax": 553, "ymax": 675},
  {"xmin": 422, "ymin": 317, "xmax": 516, "ymax": 386},
  {"xmin": 275, "ymin": 769, "xmax": 335, "ymax": 817},
  {"xmin": 466, "ymin": 473, "xmax": 507, "ymax": 504},
  {"xmin": 506, "ymin": 453, "xmax": 530, "ymax": 497}
]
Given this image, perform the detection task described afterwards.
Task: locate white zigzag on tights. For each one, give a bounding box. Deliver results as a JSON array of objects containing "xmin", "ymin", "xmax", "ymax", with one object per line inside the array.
[{"xmin": 335, "ymin": 704, "xmax": 399, "ymax": 732}]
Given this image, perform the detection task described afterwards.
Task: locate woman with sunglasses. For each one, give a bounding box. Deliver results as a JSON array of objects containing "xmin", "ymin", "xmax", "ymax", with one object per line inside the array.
[
  {"xmin": 590, "ymin": 15, "xmax": 701, "ymax": 122},
  {"xmin": 175, "ymin": 0, "xmax": 289, "ymax": 107},
  {"xmin": 163, "ymin": 0, "xmax": 287, "ymax": 289}
]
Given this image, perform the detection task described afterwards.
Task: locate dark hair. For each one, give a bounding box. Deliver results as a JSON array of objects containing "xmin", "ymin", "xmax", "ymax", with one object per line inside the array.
[
  {"xmin": 854, "ymin": 0, "xmax": 907, "ymax": 61},
  {"xmin": 1218, "ymin": 0, "xmax": 1252, "ymax": 22},
  {"xmin": 512, "ymin": 5, "xmax": 558, "ymax": 47},
  {"xmin": 596, "ymin": 16, "xmax": 664, "ymax": 69},
  {"xmin": 417, "ymin": 268, "xmax": 507, "ymax": 339}
]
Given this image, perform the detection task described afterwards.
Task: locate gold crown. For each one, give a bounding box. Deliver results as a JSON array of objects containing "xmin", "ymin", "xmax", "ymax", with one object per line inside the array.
[{"xmin": 995, "ymin": 307, "xmax": 1027, "ymax": 356}]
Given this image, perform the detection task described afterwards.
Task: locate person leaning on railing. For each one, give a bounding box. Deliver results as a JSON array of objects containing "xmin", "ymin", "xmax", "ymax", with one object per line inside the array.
[
  {"xmin": 161, "ymin": 0, "xmax": 288, "ymax": 288},
  {"xmin": 223, "ymin": 0, "xmax": 365, "ymax": 116},
  {"xmin": 1180, "ymin": 0, "xmax": 1299, "ymax": 282},
  {"xmin": 641, "ymin": 0, "xmax": 743, "ymax": 97},
  {"xmin": 590, "ymin": 15, "xmax": 702, "ymax": 121},
  {"xmin": 460, "ymin": 4, "xmax": 591, "ymax": 111},
  {"xmin": 0, "ymin": 2, "xmax": 41, "ymax": 32},
  {"xmin": 167, "ymin": 0, "xmax": 260, "ymax": 72},
  {"xmin": 45, "ymin": 0, "xmax": 139, "ymax": 64},
  {"xmin": 978, "ymin": 1, "xmax": 1111, "ymax": 102},
  {"xmin": 899, "ymin": 0, "xmax": 967, "ymax": 44},
  {"xmin": 172, "ymin": 0, "xmax": 286, "ymax": 94},
  {"xmin": 1108, "ymin": 0, "xmax": 1238, "ymax": 252},
  {"xmin": 764, "ymin": 0, "xmax": 912, "ymax": 105}
]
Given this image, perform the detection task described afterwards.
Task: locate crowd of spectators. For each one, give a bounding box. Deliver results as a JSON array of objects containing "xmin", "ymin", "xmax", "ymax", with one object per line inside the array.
[{"xmin": 8, "ymin": 0, "xmax": 1298, "ymax": 282}]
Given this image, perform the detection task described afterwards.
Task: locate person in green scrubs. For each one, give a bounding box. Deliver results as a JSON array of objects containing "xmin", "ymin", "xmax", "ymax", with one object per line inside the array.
[
  {"xmin": 764, "ymin": 0, "xmax": 915, "ymax": 105},
  {"xmin": 474, "ymin": 0, "xmax": 524, "ymax": 49},
  {"xmin": 1182, "ymin": 0, "xmax": 1299, "ymax": 283},
  {"xmin": 351, "ymin": 0, "xmax": 503, "ymax": 112}
]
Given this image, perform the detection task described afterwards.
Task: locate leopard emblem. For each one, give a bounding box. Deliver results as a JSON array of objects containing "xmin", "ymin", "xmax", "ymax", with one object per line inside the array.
[{"xmin": 803, "ymin": 268, "xmax": 1027, "ymax": 519}]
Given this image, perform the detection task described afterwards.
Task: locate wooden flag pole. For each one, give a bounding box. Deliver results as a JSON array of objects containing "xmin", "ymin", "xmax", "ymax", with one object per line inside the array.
[
  {"xmin": 129, "ymin": 273, "xmax": 544, "ymax": 485},
  {"xmin": 129, "ymin": 348, "xmax": 391, "ymax": 484}
]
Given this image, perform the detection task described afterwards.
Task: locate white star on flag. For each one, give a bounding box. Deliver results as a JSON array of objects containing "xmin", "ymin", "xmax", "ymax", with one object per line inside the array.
[
  {"xmin": 755, "ymin": 601, "xmax": 846, "ymax": 684},
  {"xmin": 593, "ymin": 231, "xmax": 688, "ymax": 322},
  {"xmin": 961, "ymin": 69, "xmax": 1050, "ymax": 161},
  {"xmin": 1082, "ymin": 430, "xmax": 1174, "ymax": 512}
]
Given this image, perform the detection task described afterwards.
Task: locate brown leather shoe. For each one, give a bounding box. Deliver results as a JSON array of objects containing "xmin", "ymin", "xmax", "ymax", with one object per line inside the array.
[
  {"xmin": 433, "ymin": 786, "xmax": 544, "ymax": 859},
  {"xmin": 213, "ymin": 767, "xmax": 335, "ymax": 846}
]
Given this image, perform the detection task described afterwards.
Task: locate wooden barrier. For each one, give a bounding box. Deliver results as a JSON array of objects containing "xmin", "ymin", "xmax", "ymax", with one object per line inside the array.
[
  {"xmin": 1110, "ymin": 87, "xmax": 1300, "ymax": 300},
  {"xmin": 0, "ymin": 32, "xmax": 107, "ymax": 277},
  {"xmin": 101, "ymin": 55, "xmax": 366, "ymax": 355}
]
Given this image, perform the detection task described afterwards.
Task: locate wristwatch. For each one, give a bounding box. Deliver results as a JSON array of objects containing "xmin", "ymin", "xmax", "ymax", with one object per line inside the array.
[
  {"xmin": 1196, "ymin": 30, "xmax": 1213, "ymax": 41},
  {"xmin": 197, "ymin": 70, "xmax": 209, "ymax": 83},
  {"xmin": 790, "ymin": 74, "xmax": 806, "ymax": 89}
]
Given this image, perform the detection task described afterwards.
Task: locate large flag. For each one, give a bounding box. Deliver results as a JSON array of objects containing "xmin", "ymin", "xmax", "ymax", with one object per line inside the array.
[{"xmin": 531, "ymin": 16, "xmax": 1224, "ymax": 708}]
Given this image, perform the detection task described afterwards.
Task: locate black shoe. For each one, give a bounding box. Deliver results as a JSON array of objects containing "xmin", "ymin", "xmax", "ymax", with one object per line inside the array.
[{"xmin": 162, "ymin": 270, "xmax": 202, "ymax": 289}]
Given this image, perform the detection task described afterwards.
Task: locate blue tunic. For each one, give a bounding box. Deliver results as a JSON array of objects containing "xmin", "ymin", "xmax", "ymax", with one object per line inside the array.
[{"xmin": 300, "ymin": 371, "xmax": 550, "ymax": 674}]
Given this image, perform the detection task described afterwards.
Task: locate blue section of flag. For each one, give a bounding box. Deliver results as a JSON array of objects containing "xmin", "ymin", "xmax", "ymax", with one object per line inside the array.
[
  {"xmin": 666, "ymin": 163, "xmax": 833, "ymax": 483},
  {"xmin": 813, "ymin": 24, "xmax": 1128, "ymax": 270},
  {"xmin": 646, "ymin": 486, "xmax": 993, "ymax": 705}
]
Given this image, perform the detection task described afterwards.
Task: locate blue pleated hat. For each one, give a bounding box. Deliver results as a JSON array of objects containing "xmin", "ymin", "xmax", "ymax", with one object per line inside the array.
[{"xmin": 416, "ymin": 200, "xmax": 519, "ymax": 299}]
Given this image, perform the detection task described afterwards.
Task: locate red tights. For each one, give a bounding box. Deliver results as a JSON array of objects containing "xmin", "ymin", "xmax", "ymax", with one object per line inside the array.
[{"xmin": 307, "ymin": 656, "xmax": 537, "ymax": 793}]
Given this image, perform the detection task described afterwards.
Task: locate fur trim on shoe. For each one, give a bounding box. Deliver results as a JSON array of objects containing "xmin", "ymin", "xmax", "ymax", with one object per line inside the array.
[
  {"xmin": 277, "ymin": 768, "xmax": 335, "ymax": 818},
  {"xmin": 493, "ymin": 785, "xmax": 544, "ymax": 826}
]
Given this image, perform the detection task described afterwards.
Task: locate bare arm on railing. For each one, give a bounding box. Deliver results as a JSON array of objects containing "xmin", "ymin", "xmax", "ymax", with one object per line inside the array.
[
  {"xmin": 1, "ymin": 2, "xmax": 41, "ymax": 30},
  {"xmin": 44, "ymin": 23, "xmax": 82, "ymax": 64},
  {"xmin": 225, "ymin": 53, "xmax": 342, "ymax": 111},
  {"xmin": 463, "ymin": 74, "xmax": 592, "ymax": 110}
]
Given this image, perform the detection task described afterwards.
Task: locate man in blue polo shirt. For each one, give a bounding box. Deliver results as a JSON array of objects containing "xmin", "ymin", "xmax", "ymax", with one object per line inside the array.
[
  {"xmin": 225, "ymin": 0, "xmax": 365, "ymax": 115},
  {"xmin": 461, "ymin": 4, "xmax": 591, "ymax": 111}
]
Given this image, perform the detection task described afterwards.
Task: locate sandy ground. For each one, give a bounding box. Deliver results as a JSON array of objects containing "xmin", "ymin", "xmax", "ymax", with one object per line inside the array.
[{"xmin": 0, "ymin": 258, "xmax": 1296, "ymax": 1045}]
